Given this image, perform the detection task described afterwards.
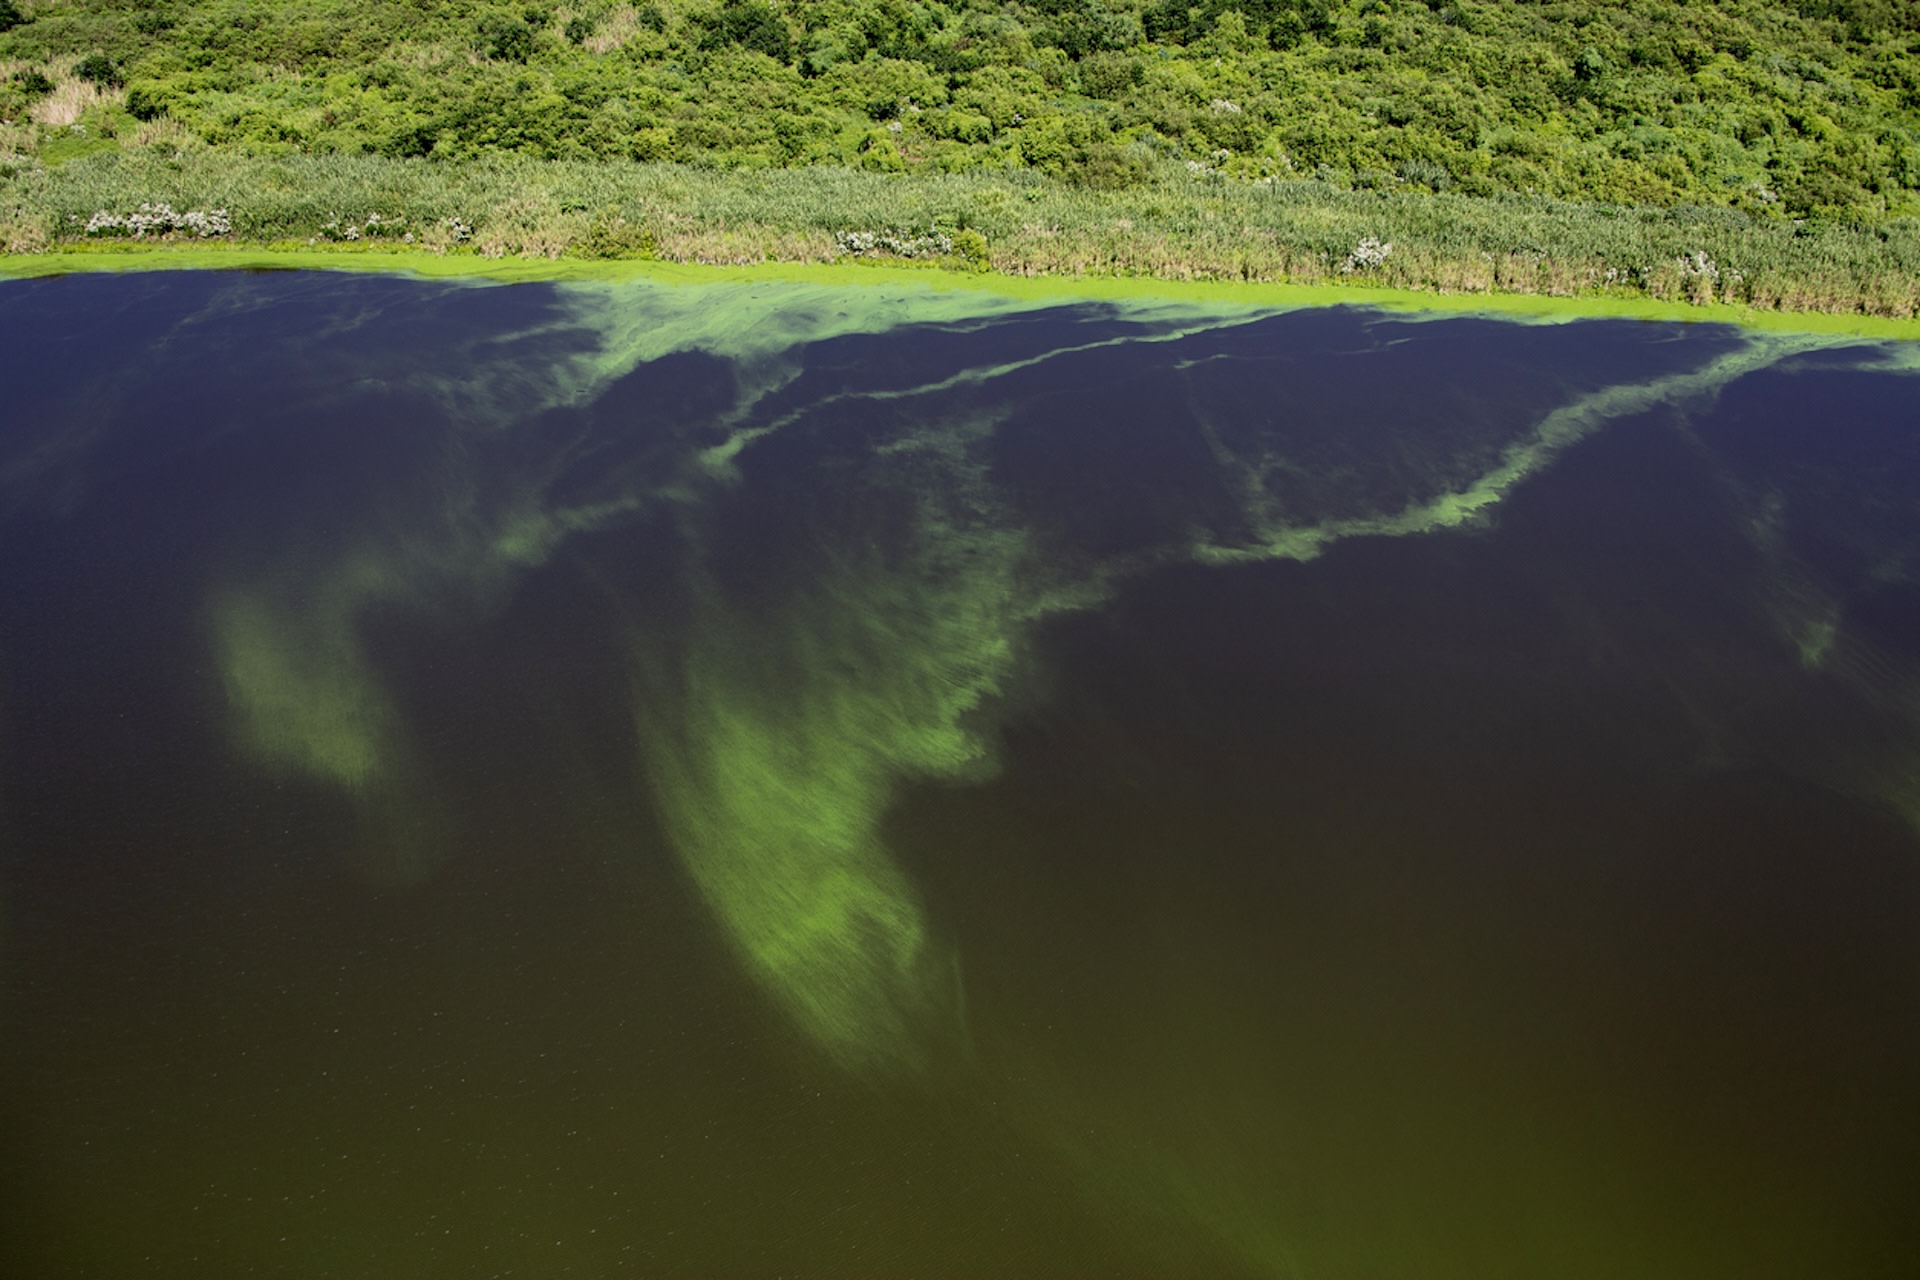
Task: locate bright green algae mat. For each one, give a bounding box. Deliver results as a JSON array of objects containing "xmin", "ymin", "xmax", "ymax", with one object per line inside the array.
[{"xmin": 3, "ymin": 263, "xmax": 1920, "ymax": 1276}]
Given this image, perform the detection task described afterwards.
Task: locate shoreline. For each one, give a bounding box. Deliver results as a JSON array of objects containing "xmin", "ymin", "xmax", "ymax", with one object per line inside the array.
[
  {"xmin": 6, "ymin": 240, "xmax": 1920, "ymax": 341},
  {"xmin": 5, "ymin": 154, "xmax": 1918, "ymax": 338}
]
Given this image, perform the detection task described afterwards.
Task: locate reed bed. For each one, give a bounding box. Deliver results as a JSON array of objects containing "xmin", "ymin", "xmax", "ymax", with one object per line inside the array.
[{"xmin": 6, "ymin": 149, "xmax": 1918, "ymax": 316}]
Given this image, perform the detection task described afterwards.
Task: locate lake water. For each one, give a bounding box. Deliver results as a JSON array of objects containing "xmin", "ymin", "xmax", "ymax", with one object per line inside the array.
[{"xmin": 2, "ymin": 269, "xmax": 1917, "ymax": 1278}]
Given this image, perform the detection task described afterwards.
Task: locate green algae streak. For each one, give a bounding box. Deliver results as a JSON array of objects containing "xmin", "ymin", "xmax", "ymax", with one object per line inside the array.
[{"xmin": 632, "ymin": 512, "xmax": 1025, "ymax": 1073}]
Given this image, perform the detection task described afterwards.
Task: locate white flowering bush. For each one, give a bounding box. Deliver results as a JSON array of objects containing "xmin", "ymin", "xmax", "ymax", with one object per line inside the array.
[
  {"xmin": 834, "ymin": 228, "xmax": 954, "ymax": 259},
  {"xmin": 1677, "ymin": 249, "xmax": 1721, "ymax": 282},
  {"xmin": 1185, "ymin": 148, "xmax": 1233, "ymax": 177},
  {"xmin": 1671, "ymin": 248, "xmax": 1743, "ymax": 301},
  {"xmin": 1342, "ymin": 236, "xmax": 1393, "ymax": 273},
  {"xmin": 317, "ymin": 211, "xmax": 412, "ymax": 242},
  {"xmin": 84, "ymin": 202, "xmax": 231, "ymax": 238}
]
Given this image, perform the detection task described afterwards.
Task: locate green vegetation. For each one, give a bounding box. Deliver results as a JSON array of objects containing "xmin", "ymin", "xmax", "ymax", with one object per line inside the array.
[
  {"xmin": 11, "ymin": 151, "xmax": 1920, "ymax": 315},
  {"xmin": 1, "ymin": 0, "xmax": 1918, "ymax": 312}
]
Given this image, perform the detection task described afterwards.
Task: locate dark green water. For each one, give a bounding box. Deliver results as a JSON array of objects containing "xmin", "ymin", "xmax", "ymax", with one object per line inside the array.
[{"xmin": 1, "ymin": 271, "xmax": 1917, "ymax": 1278}]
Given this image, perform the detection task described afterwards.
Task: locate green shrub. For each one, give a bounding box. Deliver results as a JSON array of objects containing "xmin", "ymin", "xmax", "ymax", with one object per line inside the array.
[
  {"xmin": 950, "ymin": 225, "xmax": 991, "ymax": 270},
  {"xmin": 572, "ymin": 207, "xmax": 658, "ymax": 258},
  {"xmin": 699, "ymin": 1, "xmax": 793, "ymax": 62},
  {"xmin": 125, "ymin": 83, "xmax": 171, "ymax": 121},
  {"xmin": 1068, "ymin": 140, "xmax": 1147, "ymax": 189},
  {"xmin": 633, "ymin": 126, "xmax": 674, "ymax": 162},
  {"xmin": 1078, "ymin": 52, "xmax": 1139, "ymax": 101},
  {"xmin": 859, "ymin": 128, "xmax": 907, "ymax": 172},
  {"xmin": 75, "ymin": 54, "xmax": 124, "ymax": 90},
  {"xmin": 477, "ymin": 15, "xmax": 536, "ymax": 63}
]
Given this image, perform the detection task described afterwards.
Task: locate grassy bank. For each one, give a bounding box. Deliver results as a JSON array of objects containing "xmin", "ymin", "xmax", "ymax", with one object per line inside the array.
[{"xmin": 6, "ymin": 150, "xmax": 1920, "ymax": 316}]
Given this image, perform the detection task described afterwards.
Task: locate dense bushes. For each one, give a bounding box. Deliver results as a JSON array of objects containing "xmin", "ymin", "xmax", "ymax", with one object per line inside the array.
[
  {"xmin": 0, "ymin": 0, "xmax": 1914, "ymax": 221},
  {"xmin": 698, "ymin": 0, "xmax": 793, "ymax": 59},
  {"xmin": 73, "ymin": 52, "xmax": 120, "ymax": 88}
]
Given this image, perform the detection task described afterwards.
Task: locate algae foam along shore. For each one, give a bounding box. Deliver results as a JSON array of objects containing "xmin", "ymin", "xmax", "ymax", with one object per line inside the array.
[{"xmin": 1, "ymin": 265, "xmax": 1918, "ymax": 1278}]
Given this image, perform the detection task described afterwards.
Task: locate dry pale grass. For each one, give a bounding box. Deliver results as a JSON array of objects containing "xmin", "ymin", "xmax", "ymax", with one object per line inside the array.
[
  {"xmin": 0, "ymin": 120, "xmax": 36, "ymax": 159},
  {"xmin": 994, "ymin": 231, "xmax": 1250, "ymax": 281},
  {"xmin": 936, "ymin": 224, "xmax": 1828, "ymax": 311},
  {"xmin": 31, "ymin": 76, "xmax": 123, "ymax": 128},
  {"xmin": 1396, "ymin": 250, "xmax": 1497, "ymax": 294},
  {"xmin": 585, "ymin": 6, "xmax": 643, "ymax": 54},
  {"xmin": 0, "ymin": 212, "xmax": 51, "ymax": 253},
  {"xmin": 390, "ymin": 43, "xmax": 463, "ymax": 71},
  {"xmin": 1732, "ymin": 273, "xmax": 1898, "ymax": 316},
  {"xmin": 481, "ymin": 204, "xmax": 646, "ymax": 258},
  {"xmin": 622, "ymin": 211, "xmax": 1920, "ymax": 318},
  {"xmin": 475, "ymin": 226, "xmax": 578, "ymax": 258},
  {"xmin": 412, "ymin": 219, "xmax": 469, "ymax": 253},
  {"xmin": 1859, "ymin": 275, "xmax": 1920, "ymax": 318},
  {"xmin": 657, "ymin": 224, "xmax": 837, "ymax": 264},
  {"xmin": 472, "ymin": 193, "xmax": 589, "ymax": 257},
  {"xmin": 131, "ymin": 118, "xmax": 202, "ymax": 150}
]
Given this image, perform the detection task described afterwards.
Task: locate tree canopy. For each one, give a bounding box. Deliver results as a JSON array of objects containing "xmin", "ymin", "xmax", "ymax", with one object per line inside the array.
[{"xmin": 3, "ymin": 0, "xmax": 1917, "ymax": 218}]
